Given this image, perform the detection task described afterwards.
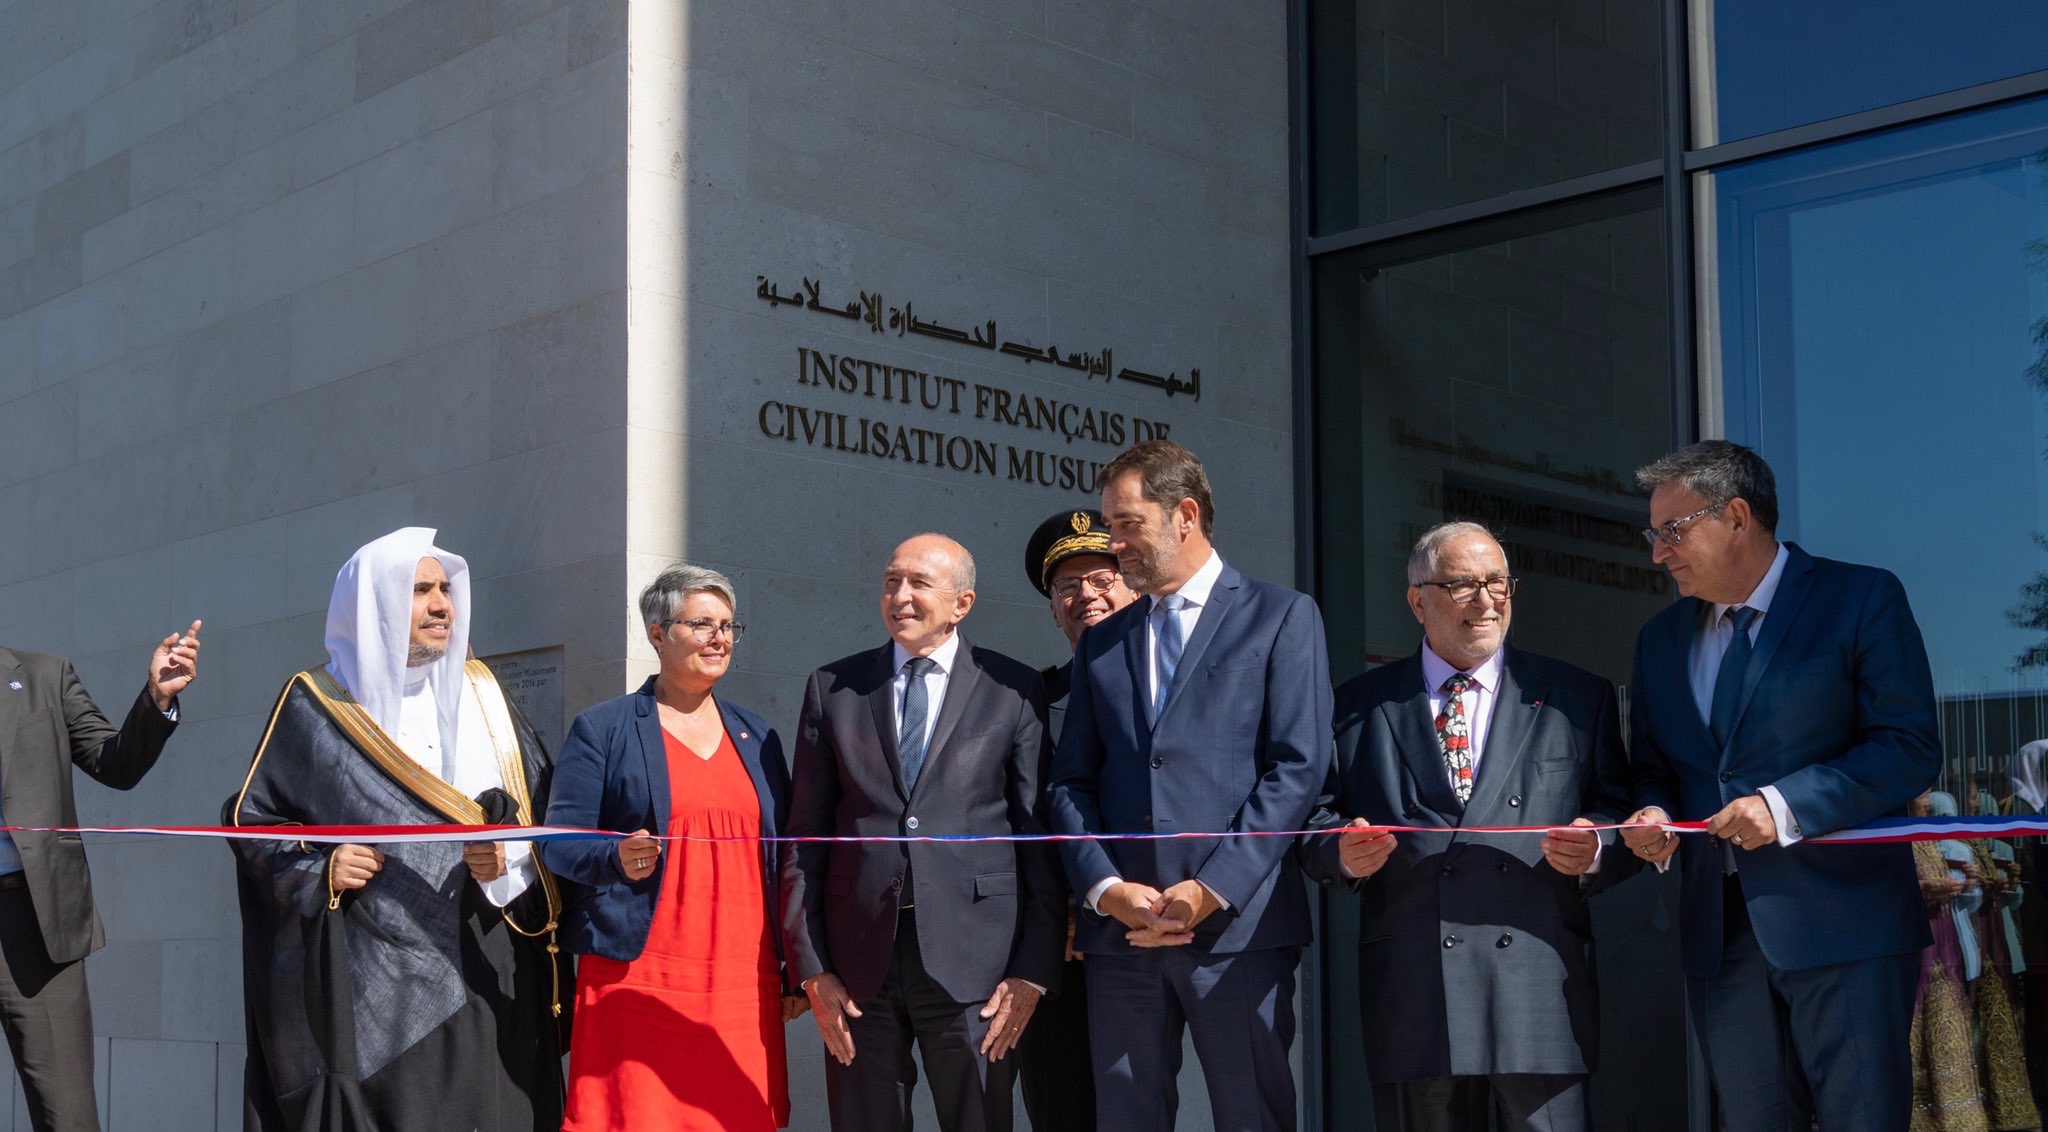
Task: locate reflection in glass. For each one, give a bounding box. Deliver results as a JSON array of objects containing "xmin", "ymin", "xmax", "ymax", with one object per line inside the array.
[
  {"xmin": 1315, "ymin": 197, "xmax": 1671, "ymax": 687},
  {"xmin": 1310, "ymin": 0, "xmax": 1659, "ymax": 233},
  {"xmin": 1704, "ymin": 95, "xmax": 2048, "ymax": 1122},
  {"xmin": 1690, "ymin": 0, "xmax": 2048, "ymax": 146},
  {"xmin": 1312, "ymin": 198, "xmax": 1680, "ymax": 1131}
]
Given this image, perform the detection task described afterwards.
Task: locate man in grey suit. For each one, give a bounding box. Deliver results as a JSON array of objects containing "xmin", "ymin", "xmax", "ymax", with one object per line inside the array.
[
  {"xmin": 1303, "ymin": 523, "xmax": 1629, "ymax": 1132},
  {"xmin": 784, "ymin": 533, "xmax": 1064, "ymax": 1132},
  {"xmin": 0, "ymin": 621, "xmax": 201, "ymax": 1132}
]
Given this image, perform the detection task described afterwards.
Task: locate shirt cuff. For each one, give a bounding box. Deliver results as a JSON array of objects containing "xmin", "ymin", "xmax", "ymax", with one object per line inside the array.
[
  {"xmin": 1758, "ymin": 786, "xmax": 1804, "ymax": 846},
  {"xmin": 1020, "ymin": 980, "xmax": 1045, "ymax": 995},
  {"xmin": 481, "ymin": 841, "xmax": 537, "ymax": 907},
  {"xmin": 161, "ymin": 702, "xmax": 179, "ymax": 722},
  {"xmin": 1197, "ymin": 879, "xmax": 1231, "ymax": 911},
  {"xmin": 1084, "ymin": 876, "xmax": 1121, "ymax": 914}
]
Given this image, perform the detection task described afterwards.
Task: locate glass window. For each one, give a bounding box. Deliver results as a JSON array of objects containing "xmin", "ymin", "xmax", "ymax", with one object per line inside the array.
[
  {"xmin": 1311, "ymin": 196, "xmax": 1684, "ymax": 1131},
  {"xmin": 1314, "ymin": 196, "xmax": 1673, "ymax": 685},
  {"xmin": 1691, "ymin": 0, "xmax": 2048, "ymax": 146},
  {"xmin": 1703, "ymin": 95, "xmax": 2048, "ymax": 1121},
  {"xmin": 1310, "ymin": 0, "xmax": 1660, "ymax": 234}
]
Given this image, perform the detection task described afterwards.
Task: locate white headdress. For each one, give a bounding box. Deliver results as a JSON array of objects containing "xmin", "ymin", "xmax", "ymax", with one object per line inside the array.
[{"xmin": 324, "ymin": 527, "xmax": 472, "ymax": 760}]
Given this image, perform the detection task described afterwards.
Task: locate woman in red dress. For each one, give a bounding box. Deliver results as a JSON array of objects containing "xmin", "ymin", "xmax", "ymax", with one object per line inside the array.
[{"xmin": 541, "ymin": 565, "xmax": 805, "ymax": 1130}]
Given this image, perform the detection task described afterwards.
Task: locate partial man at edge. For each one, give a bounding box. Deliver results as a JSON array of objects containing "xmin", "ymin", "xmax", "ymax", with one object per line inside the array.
[{"xmin": 0, "ymin": 620, "xmax": 199, "ymax": 1132}]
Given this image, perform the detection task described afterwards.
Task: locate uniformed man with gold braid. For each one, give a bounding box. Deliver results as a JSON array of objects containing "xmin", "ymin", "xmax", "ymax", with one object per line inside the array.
[
  {"xmin": 1015, "ymin": 509, "xmax": 1136, "ymax": 1132},
  {"xmin": 226, "ymin": 527, "xmax": 569, "ymax": 1131}
]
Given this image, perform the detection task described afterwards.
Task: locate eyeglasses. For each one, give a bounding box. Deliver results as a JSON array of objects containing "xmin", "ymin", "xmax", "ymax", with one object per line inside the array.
[
  {"xmin": 662, "ymin": 618, "xmax": 745, "ymax": 644},
  {"xmin": 1051, "ymin": 570, "xmax": 1123, "ymax": 600},
  {"xmin": 1418, "ymin": 577, "xmax": 1518, "ymax": 603},
  {"xmin": 1641, "ymin": 504, "xmax": 1722, "ymax": 549}
]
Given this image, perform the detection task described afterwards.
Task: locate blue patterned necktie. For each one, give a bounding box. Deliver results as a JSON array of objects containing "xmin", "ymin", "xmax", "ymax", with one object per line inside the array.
[
  {"xmin": 1154, "ymin": 594, "xmax": 1186, "ymax": 721},
  {"xmin": 1709, "ymin": 606, "xmax": 1759, "ymax": 748},
  {"xmin": 899, "ymin": 656, "xmax": 938, "ymax": 789}
]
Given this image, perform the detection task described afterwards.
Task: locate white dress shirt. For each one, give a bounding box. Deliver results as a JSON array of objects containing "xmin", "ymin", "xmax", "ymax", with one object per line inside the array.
[
  {"xmin": 393, "ymin": 671, "xmax": 536, "ymax": 906},
  {"xmin": 1687, "ymin": 542, "xmax": 1802, "ymax": 845},
  {"xmin": 890, "ymin": 632, "xmax": 961, "ymax": 754}
]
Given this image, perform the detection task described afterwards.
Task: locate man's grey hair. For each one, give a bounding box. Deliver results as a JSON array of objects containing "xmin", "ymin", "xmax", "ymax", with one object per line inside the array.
[
  {"xmin": 1407, "ymin": 521, "xmax": 1497, "ymax": 585},
  {"xmin": 638, "ymin": 564, "xmax": 738, "ymax": 627},
  {"xmin": 1634, "ymin": 440, "xmax": 1780, "ymax": 533}
]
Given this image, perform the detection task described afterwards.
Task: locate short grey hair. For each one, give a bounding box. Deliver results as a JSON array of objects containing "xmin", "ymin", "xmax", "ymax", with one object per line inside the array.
[
  {"xmin": 1407, "ymin": 521, "xmax": 1496, "ymax": 585},
  {"xmin": 1634, "ymin": 440, "xmax": 1779, "ymax": 532},
  {"xmin": 639, "ymin": 564, "xmax": 737, "ymax": 628}
]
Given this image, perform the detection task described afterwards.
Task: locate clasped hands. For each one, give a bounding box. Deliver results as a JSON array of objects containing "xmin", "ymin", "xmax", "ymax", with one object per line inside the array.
[
  {"xmin": 1334, "ymin": 816, "xmax": 1603, "ymax": 878},
  {"xmin": 1098, "ymin": 878, "xmax": 1222, "ymax": 947},
  {"xmin": 328, "ymin": 841, "xmax": 516, "ymax": 889}
]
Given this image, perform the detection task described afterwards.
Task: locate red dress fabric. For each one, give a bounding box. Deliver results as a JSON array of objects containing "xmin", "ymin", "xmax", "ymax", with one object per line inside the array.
[{"xmin": 564, "ymin": 728, "xmax": 790, "ymax": 1131}]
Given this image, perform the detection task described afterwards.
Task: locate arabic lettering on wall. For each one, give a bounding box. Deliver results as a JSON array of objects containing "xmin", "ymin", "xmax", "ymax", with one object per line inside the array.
[{"xmin": 756, "ymin": 274, "xmax": 1203, "ymax": 401}]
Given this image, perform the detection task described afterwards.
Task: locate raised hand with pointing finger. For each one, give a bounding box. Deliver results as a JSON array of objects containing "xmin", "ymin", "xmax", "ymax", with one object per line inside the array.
[{"xmin": 147, "ymin": 619, "xmax": 202, "ymax": 712}]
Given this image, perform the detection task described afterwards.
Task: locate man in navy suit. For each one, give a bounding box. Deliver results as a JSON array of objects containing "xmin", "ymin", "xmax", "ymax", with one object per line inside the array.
[
  {"xmin": 783, "ymin": 533, "xmax": 1064, "ymax": 1132},
  {"xmin": 1047, "ymin": 440, "xmax": 1333, "ymax": 1132},
  {"xmin": 1617, "ymin": 441, "xmax": 1939, "ymax": 1131}
]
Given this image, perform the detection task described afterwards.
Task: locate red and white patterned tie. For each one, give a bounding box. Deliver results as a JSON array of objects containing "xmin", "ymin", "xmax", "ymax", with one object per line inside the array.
[{"xmin": 1437, "ymin": 673, "xmax": 1475, "ymax": 804}]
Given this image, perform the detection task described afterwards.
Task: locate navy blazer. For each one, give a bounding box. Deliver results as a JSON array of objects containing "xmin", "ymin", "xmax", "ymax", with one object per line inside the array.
[
  {"xmin": 1629, "ymin": 542, "xmax": 1939, "ymax": 976},
  {"xmin": 539, "ymin": 677, "xmax": 791, "ymax": 980},
  {"xmin": 1047, "ymin": 559, "xmax": 1334, "ymax": 956},
  {"xmin": 780, "ymin": 639, "xmax": 1064, "ymax": 1004}
]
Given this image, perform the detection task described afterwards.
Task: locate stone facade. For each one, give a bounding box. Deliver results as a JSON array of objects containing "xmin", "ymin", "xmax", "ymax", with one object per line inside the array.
[{"xmin": 0, "ymin": 0, "xmax": 1292, "ymax": 1126}]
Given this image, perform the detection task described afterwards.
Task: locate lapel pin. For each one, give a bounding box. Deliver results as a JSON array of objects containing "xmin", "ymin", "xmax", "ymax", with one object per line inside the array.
[
  {"xmin": 6, "ymin": 681, "xmax": 19, "ymax": 691},
  {"xmin": 740, "ymin": 731, "xmax": 750, "ymax": 740}
]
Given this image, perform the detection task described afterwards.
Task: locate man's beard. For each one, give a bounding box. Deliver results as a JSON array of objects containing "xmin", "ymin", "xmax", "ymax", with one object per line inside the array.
[
  {"xmin": 1119, "ymin": 542, "xmax": 1175, "ymax": 593},
  {"xmin": 407, "ymin": 643, "xmax": 447, "ymax": 667}
]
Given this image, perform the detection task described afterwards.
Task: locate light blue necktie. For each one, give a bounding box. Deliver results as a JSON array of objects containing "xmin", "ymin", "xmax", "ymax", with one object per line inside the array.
[
  {"xmin": 1154, "ymin": 594, "xmax": 1186, "ymax": 722},
  {"xmin": 899, "ymin": 656, "xmax": 938, "ymax": 789}
]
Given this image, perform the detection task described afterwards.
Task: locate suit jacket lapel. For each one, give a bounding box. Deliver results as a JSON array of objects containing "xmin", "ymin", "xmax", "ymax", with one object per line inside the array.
[
  {"xmin": 1123, "ymin": 607, "xmax": 1153, "ymax": 734},
  {"xmin": 0, "ymin": 649, "xmax": 20, "ymax": 795},
  {"xmin": 716, "ymin": 696, "xmax": 771, "ymax": 810},
  {"xmin": 913, "ymin": 640, "xmax": 982, "ymax": 802},
  {"xmin": 0, "ymin": 648, "xmax": 22, "ymax": 731},
  {"xmin": 1391, "ymin": 654, "xmax": 1463, "ymax": 817},
  {"xmin": 1155, "ymin": 565, "xmax": 1242, "ymax": 729},
  {"xmin": 1459, "ymin": 651, "xmax": 1537, "ymax": 837},
  {"xmin": 632, "ymin": 684, "xmax": 673, "ymax": 835},
  {"xmin": 1727, "ymin": 544, "xmax": 1816, "ymax": 752},
  {"xmin": 1658, "ymin": 600, "xmax": 1718, "ymax": 759},
  {"xmin": 864, "ymin": 644, "xmax": 909, "ymax": 800}
]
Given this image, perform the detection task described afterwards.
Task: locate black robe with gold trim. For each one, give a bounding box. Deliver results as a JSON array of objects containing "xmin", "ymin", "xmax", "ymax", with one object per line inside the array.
[{"xmin": 226, "ymin": 662, "xmax": 570, "ymax": 1132}]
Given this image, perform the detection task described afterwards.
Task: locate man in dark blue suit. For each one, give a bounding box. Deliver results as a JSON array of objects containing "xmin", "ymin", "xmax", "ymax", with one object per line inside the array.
[
  {"xmin": 1617, "ymin": 441, "xmax": 1939, "ymax": 1131},
  {"xmin": 1047, "ymin": 440, "xmax": 1333, "ymax": 1132}
]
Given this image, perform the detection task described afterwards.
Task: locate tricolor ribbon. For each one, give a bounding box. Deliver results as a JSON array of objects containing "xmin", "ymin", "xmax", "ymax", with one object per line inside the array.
[{"xmin": 7, "ymin": 814, "xmax": 2043, "ymax": 845}]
